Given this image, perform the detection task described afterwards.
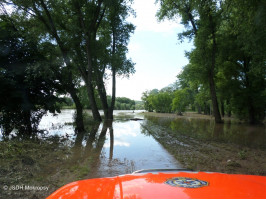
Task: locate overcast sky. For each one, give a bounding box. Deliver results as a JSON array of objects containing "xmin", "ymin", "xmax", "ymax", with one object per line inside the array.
[{"xmin": 106, "ymin": 0, "xmax": 193, "ymax": 101}]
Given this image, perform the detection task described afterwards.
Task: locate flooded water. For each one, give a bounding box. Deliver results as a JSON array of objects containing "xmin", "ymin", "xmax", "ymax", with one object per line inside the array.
[
  {"xmin": 96, "ymin": 120, "xmax": 181, "ymax": 177},
  {"xmin": 38, "ymin": 110, "xmax": 181, "ymax": 177},
  {"xmin": 1, "ymin": 110, "xmax": 265, "ymax": 198},
  {"xmin": 144, "ymin": 116, "xmax": 265, "ymax": 149}
]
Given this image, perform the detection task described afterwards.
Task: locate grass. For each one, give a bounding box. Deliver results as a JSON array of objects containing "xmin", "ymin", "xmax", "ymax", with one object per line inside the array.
[{"xmin": 0, "ymin": 138, "xmax": 95, "ymax": 199}]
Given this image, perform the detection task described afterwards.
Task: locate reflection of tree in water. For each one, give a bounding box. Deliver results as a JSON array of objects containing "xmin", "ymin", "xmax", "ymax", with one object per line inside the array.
[
  {"xmin": 68, "ymin": 120, "xmax": 137, "ymax": 179},
  {"xmin": 142, "ymin": 116, "xmax": 265, "ymax": 148},
  {"xmin": 0, "ymin": 120, "xmax": 117, "ymax": 199},
  {"xmin": 86, "ymin": 121, "xmax": 136, "ymax": 178},
  {"xmin": 70, "ymin": 120, "xmax": 113, "ymax": 177}
]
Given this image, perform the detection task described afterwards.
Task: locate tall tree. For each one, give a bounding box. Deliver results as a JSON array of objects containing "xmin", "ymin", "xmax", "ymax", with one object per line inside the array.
[
  {"xmin": 0, "ymin": 18, "xmax": 62, "ymax": 135},
  {"xmin": 217, "ymin": 0, "xmax": 266, "ymax": 123},
  {"xmin": 2, "ymin": 0, "xmax": 87, "ymax": 130},
  {"xmin": 98, "ymin": 0, "xmax": 135, "ymax": 119},
  {"xmin": 3, "ymin": 0, "xmax": 135, "ymax": 123},
  {"xmin": 157, "ymin": 0, "xmax": 223, "ymax": 123}
]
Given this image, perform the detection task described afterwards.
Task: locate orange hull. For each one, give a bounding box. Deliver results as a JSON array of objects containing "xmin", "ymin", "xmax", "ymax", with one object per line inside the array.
[{"xmin": 47, "ymin": 172, "xmax": 266, "ymax": 199}]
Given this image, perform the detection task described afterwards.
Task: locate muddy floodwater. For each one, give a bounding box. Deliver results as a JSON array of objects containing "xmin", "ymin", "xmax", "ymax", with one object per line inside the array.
[
  {"xmin": 38, "ymin": 110, "xmax": 182, "ymax": 175},
  {"xmin": 0, "ymin": 110, "xmax": 265, "ymax": 198}
]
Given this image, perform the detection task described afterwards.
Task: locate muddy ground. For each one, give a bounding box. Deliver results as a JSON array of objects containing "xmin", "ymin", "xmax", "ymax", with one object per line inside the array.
[
  {"xmin": 0, "ymin": 137, "xmax": 97, "ymax": 199},
  {"xmin": 141, "ymin": 112, "xmax": 266, "ymax": 176}
]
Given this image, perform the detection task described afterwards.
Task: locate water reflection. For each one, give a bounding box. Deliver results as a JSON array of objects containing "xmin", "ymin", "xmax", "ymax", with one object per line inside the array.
[
  {"xmin": 37, "ymin": 110, "xmax": 181, "ymax": 177},
  {"xmin": 94, "ymin": 120, "xmax": 181, "ymax": 178},
  {"xmin": 144, "ymin": 116, "xmax": 265, "ymax": 149},
  {"xmin": 1, "ymin": 110, "xmax": 265, "ymax": 199}
]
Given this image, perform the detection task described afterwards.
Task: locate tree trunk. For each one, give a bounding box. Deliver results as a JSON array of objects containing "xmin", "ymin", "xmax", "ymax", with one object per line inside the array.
[
  {"xmin": 228, "ymin": 110, "xmax": 231, "ymax": 117},
  {"xmin": 74, "ymin": 2, "xmax": 102, "ymax": 121},
  {"xmin": 108, "ymin": 68, "xmax": 116, "ymax": 120},
  {"xmin": 248, "ymin": 101, "xmax": 256, "ymax": 124},
  {"xmin": 221, "ymin": 99, "xmax": 225, "ymax": 117},
  {"xmin": 24, "ymin": 110, "xmax": 32, "ymax": 135},
  {"xmin": 86, "ymin": 45, "xmax": 102, "ymax": 121},
  {"xmin": 95, "ymin": 68, "xmax": 109, "ymax": 119},
  {"xmin": 226, "ymin": 99, "xmax": 232, "ymax": 117},
  {"xmin": 243, "ymin": 59, "xmax": 256, "ymax": 124},
  {"xmin": 197, "ymin": 105, "xmax": 202, "ymax": 114},
  {"xmin": 68, "ymin": 87, "xmax": 85, "ymax": 132},
  {"xmin": 85, "ymin": 82, "xmax": 102, "ymax": 121},
  {"xmin": 204, "ymin": 102, "xmax": 208, "ymax": 115},
  {"xmin": 109, "ymin": 123, "xmax": 114, "ymax": 161},
  {"xmin": 209, "ymin": 14, "xmax": 222, "ymax": 123},
  {"xmin": 35, "ymin": 0, "xmax": 88, "ymax": 129},
  {"xmin": 209, "ymin": 73, "xmax": 222, "ymax": 122}
]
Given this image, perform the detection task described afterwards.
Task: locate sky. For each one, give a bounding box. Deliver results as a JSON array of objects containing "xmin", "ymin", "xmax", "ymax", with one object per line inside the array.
[{"xmin": 106, "ymin": 0, "xmax": 194, "ymax": 101}]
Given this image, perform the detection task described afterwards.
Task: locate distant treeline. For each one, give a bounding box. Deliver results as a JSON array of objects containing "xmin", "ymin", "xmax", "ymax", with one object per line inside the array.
[
  {"xmin": 60, "ymin": 93, "xmax": 144, "ymax": 111},
  {"xmin": 142, "ymin": 86, "xmax": 214, "ymax": 115},
  {"xmin": 142, "ymin": 79, "xmax": 265, "ymax": 124}
]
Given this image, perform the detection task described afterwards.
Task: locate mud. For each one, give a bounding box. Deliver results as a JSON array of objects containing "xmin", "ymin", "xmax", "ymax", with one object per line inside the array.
[{"xmin": 141, "ymin": 112, "xmax": 266, "ymax": 176}]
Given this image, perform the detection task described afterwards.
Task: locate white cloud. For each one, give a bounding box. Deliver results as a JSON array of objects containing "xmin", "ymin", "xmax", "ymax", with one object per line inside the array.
[
  {"xmin": 105, "ymin": 0, "xmax": 192, "ymax": 101},
  {"xmin": 128, "ymin": 0, "xmax": 182, "ymax": 34},
  {"xmin": 128, "ymin": 42, "xmax": 141, "ymax": 52}
]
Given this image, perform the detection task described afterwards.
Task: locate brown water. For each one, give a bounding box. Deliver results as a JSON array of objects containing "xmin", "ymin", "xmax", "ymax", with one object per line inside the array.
[{"xmin": 143, "ymin": 116, "xmax": 266, "ymax": 149}]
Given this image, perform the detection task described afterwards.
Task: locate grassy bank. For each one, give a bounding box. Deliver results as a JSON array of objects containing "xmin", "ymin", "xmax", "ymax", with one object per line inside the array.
[
  {"xmin": 0, "ymin": 138, "xmax": 96, "ymax": 199},
  {"xmin": 141, "ymin": 112, "xmax": 266, "ymax": 176}
]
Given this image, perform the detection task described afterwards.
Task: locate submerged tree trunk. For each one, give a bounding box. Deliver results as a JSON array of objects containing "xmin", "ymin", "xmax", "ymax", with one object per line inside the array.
[
  {"xmin": 34, "ymin": 1, "xmax": 88, "ymax": 130},
  {"xmin": 96, "ymin": 27, "xmax": 117, "ymax": 121},
  {"xmin": 95, "ymin": 66, "xmax": 116, "ymax": 120},
  {"xmin": 248, "ymin": 101, "xmax": 256, "ymax": 124},
  {"xmin": 243, "ymin": 59, "xmax": 257, "ymax": 124},
  {"xmin": 226, "ymin": 99, "xmax": 231, "ymax": 117},
  {"xmin": 95, "ymin": 68, "xmax": 109, "ymax": 119},
  {"xmin": 68, "ymin": 86, "xmax": 85, "ymax": 132},
  {"xmin": 85, "ymin": 43, "xmax": 102, "ymax": 121},
  {"xmin": 109, "ymin": 122, "xmax": 114, "ymax": 161},
  {"xmin": 209, "ymin": 68, "xmax": 222, "ymax": 123},
  {"xmin": 204, "ymin": 102, "xmax": 208, "ymax": 115},
  {"xmin": 197, "ymin": 104, "xmax": 202, "ymax": 114},
  {"xmin": 85, "ymin": 81, "xmax": 102, "ymax": 121},
  {"xmin": 220, "ymin": 99, "xmax": 225, "ymax": 117},
  {"xmin": 209, "ymin": 14, "xmax": 222, "ymax": 123},
  {"xmin": 75, "ymin": 2, "xmax": 102, "ymax": 122}
]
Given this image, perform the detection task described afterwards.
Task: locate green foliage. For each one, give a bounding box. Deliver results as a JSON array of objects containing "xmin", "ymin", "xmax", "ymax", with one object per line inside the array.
[
  {"xmin": 114, "ymin": 97, "xmax": 135, "ymax": 110},
  {"xmin": 156, "ymin": 0, "xmax": 266, "ymax": 123},
  {"xmin": 135, "ymin": 101, "xmax": 144, "ymax": 110},
  {"xmin": 141, "ymin": 90, "xmax": 154, "ymax": 112},
  {"xmin": 141, "ymin": 89, "xmax": 174, "ymax": 113},
  {"xmin": 0, "ymin": 18, "xmax": 63, "ymax": 135},
  {"xmin": 76, "ymin": 89, "xmax": 136, "ymax": 111},
  {"xmin": 57, "ymin": 97, "xmax": 75, "ymax": 109},
  {"xmin": 172, "ymin": 89, "xmax": 190, "ymax": 113}
]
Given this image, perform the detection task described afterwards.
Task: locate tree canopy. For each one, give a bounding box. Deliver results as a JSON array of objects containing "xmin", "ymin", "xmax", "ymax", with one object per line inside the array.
[
  {"xmin": 0, "ymin": 0, "xmax": 135, "ymax": 135},
  {"xmin": 154, "ymin": 0, "xmax": 266, "ymax": 124}
]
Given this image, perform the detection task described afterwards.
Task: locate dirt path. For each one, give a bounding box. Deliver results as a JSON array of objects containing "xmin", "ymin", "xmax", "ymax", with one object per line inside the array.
[{"xmin": 140, "ymin": 112, "xmax": 266, "ymax": 176}]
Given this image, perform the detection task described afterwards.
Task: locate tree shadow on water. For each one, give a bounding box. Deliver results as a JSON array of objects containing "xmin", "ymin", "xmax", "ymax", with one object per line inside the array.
[{"xmin": 0, "ymin": 120, "xmax": 115, "ymax": 199}]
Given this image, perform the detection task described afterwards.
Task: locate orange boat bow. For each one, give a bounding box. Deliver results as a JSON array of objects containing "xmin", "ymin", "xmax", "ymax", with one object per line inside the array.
[{"xmin": 47, "ymin": 172, "xmax": 266, "ymax": 199}]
